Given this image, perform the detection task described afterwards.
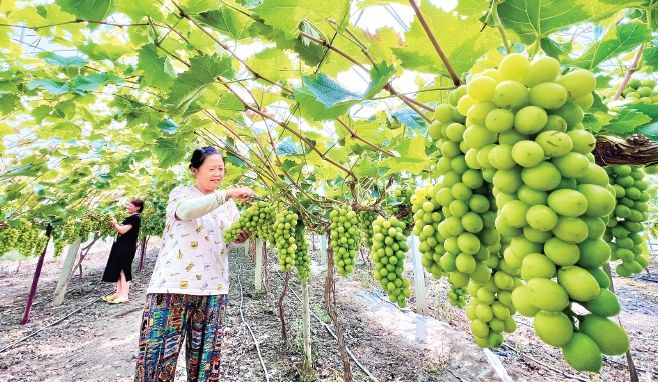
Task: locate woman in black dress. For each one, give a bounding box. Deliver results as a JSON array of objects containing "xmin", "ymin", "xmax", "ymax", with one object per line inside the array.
[{"xmin": 102, "ymin": 198, "xmax": 144, "ymax": 303}]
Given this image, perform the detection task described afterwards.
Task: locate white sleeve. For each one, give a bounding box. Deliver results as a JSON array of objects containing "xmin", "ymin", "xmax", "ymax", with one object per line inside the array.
[{"xmin": 175, "ymin": 190, "xmax": 229, "ymax": 221}]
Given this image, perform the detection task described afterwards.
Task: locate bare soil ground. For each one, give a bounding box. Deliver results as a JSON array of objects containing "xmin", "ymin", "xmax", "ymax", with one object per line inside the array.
[{"xmin": 0, "ymin": 239, "xmax": 656, "ymax": 382}]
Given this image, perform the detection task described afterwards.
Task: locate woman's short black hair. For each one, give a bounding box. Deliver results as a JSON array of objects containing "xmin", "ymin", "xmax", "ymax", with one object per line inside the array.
[
  {"xmin": 131, "ymin": 198, "xmax": 145, "ymax": 213},
  {"xmin": 189, "ymin": 146, "xmax": 223, "ymax": 169}
]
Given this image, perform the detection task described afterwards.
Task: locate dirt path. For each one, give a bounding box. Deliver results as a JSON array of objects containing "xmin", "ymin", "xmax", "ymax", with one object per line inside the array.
[
  {"xmin": 0, "ymin": 241, "xmax": 502, "ymax": 382},
  {"xmin": 1, "ymin": 239, "xmax": 656, "ymax": 382}
]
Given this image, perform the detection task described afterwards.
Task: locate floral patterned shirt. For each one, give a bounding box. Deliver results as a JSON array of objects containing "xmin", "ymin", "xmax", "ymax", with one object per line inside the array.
[{"xmin": 147, "ymin": 185, "xmax": 240, "ymax": 296}]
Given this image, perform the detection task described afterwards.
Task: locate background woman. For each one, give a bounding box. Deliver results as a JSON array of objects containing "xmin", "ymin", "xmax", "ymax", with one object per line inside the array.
[
  {"xmin": 102, "ymin": 198, "xmax": 144, "ymax": 304},
  {"xmin": 134, "ymin": 146, "xmax": 255, "ymax": 382}
]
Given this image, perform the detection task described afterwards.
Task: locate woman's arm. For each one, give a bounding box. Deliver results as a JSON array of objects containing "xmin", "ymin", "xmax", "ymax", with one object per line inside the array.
[
  {"xmin": 110, "ymin": 221, "xmax": 133, "ymax": 235},
  {"xmin": 176, "ymin": 187, "xmax": 255, "ymax": 221}
]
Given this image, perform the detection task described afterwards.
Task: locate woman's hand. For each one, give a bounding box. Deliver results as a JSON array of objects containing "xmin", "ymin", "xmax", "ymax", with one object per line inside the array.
[
  {"xmin": 109, "ymin": 220, "xmax": 117, "ymax": 227},
  {"xmin": 233, "ymin": 230, "xmax": 251, "ymax": 244},
  {"xmin": 226, "ymin": 187, "xmax": 256, "ymax": 202}
]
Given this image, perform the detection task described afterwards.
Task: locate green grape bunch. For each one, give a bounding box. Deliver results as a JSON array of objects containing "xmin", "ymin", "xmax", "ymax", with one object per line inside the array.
[
  {"xmin": 273, "ymin": 210, "xmax": 299, "ymax": 271},
  {"xmin": 329, "ymin": 206, "xmax": 361, "ymax": 276},
  {"xmin": 447, "ymin": 285, "xmax": 467, "ymax": 308},
  {"xmin": 358, "ymin": 210, "xmax": 380, "ymax": 249},
  {"xmin": 620, "ymin": 77, "xmax": 658, "ymax": 105},
  {"xmin": 448, "ymin": 53, "xmax": 629, "ymax": 372},
  {"xmin": 224, "ymin": 201, "xmax": 276, "ymax": 243},
  {"xmin": 294, "ymin": 223, "xmax": 311, "ymax": 282},
  {"xmin": 386, "ymin": 184, "xmax": 415, "ymax": 235},
  {"xmin": 0, "ymin": 226, "xmax": 21, "ymax": 255},
  {"xmin": 605, "ymin": 164, "xmax": 651, "ymax": 276},
  {"xmin": 371, "ymin": 215, "xmax": 412, "ymax": 308}
]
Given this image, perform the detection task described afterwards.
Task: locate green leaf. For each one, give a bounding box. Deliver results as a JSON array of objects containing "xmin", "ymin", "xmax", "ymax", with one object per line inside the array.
[
  {"xmin": 364, "ymin": 62, "xmax": 395, "ymax": 99},
  {"xmin": 179, "ymin": 0, "xmax": 220, "ymax": 14},
  {"xmin": 254, "ymin": 0, "xmax": 349, "ymax": 39},
  {"xmin": 245, "ymin": 48, "xmax": 293, "ymax": 82},
  {"xmin": 391, "ymin": 109, "xmax": 428, "ymax": 136},
  {"xmin": 353, "ymin": 158, "xmax": 378, "ymax": 178},
  {"xmin": 71, "ymin": 73, "xmax": 123, "ymax": 94},
  {"xmin": 138, "ymin": 44, "xmax": 176, "ymax": 90},
  {"xmin": 498, "ymin": 0, "xmax": 630, "ymax": 45},
  {"xmin": 157, "ymin": 119, "xmax": 179, "ymax": 134},
  {"xmin": 570, "ymin": 21, "xmax": 651, "ymax": 69},
  {"xmin": 643, "ymin": 43, "xmax": 658, "ymax": 71},
  {"xmin": 394, "ymin": 2, "xmax": 498, "ymax": 76},
  {"xmin": 154, "ymin": 137, "xmax": 187, "ymax": 167},
  {"xmin": 27, "ymin": 79, "xmax": 70, "ymax": 95},
  {"xmin": 198, "ymin": 7, "xmax": 254, "ymax": 41},
  {"xmin": 78, "ymin": 40, "xmax": 133, "ymax": 62},
  {"xmin": 54, "ymin": 121, "xmax": 82, "ymax": 140},
  {"xmin": 55, "ymin": 0, "xmax": 114, "ymax": 20},
  {"xmin": 38, "ymin": 52, "xmax": 87, "ymax": 67},
  {"xmin": 295, "ymin": 74, "xmax": 360, "ymax": 121},
  {"xmin": 115, "ymin": 0, "xmax": 162, "ymax": 20},
  {"xmin": 0, "ymin": 94, "xmax": 19, "ymax": 116},
  {"xmin": 603, "ymin": 108, "xmax": 651, "ymax": 135},
  {"xmin": 638, "ymin": 122, "xmax": 658, "ymax": 140},
  {"xmin": 276, "ymin": 139, "xmax": 300, "ymax": 156},
  {"xmin": 166, "ymin": 54, "xmax": 234, "ymax": 114}
]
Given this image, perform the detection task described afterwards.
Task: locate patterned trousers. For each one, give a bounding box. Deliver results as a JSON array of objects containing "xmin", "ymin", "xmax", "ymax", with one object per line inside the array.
[{"xmin": 134, "ymin": 293, "xmax": 228, "ymax": 382}]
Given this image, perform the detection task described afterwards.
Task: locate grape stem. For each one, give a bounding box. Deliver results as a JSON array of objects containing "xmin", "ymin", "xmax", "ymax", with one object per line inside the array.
[
  {"xmin": 612, "ymin": 44, "xmax": 645, "ymax": 101},
  {"xmin": 407, "ymin": 0, "xmax": 461, "ymax": 86},
  {"xmin": 490, "ymin": 1, "xmax": 511, "ymax": 54}
]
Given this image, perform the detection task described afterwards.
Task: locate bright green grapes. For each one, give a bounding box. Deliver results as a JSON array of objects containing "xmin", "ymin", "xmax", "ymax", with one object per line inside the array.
[
  {"xmin": 371, "ymin": 215, "xmax": 412, "ymax": 308},
  {"xmin": 273, "ymin": 211, "xmax": 299, "ymax": 272},
  {"xmin": 605, "ymin": 164, "xmax": 651, "ymax": 276},
  {"xmin": 329, "ymin": 206, "xmax": 361, "ymax": 276}
]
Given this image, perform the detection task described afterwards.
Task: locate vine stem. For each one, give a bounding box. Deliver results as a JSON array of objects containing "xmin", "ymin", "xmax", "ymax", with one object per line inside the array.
[
  {"xmin": 407, "ymin": 0, "xmax": 461, "ymax": 86},
  {"xmin": 612, "ymin": 43, "xmax": 645, "ymax": 101},
  {"xmin": 491, "ymin": 1, "xmax": 511, "ymax": 54}
]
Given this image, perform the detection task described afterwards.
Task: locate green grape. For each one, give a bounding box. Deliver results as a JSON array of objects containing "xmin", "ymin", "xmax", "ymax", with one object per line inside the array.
[
  {"xmin": 449, "ymin": 58, "xmax": 628, "ymax": 372},
  {"xmin": 358, "ymin": 211, "xmax": 380, "ymax": 249},
  {"xmin": 605, "ymin": 164, "xmax": 651, "ymax": 276},
  {"xmin": 273, "ymin": 210, "xmax": 299, "ymax": 272},
  {"xmin": 329, "ymin": 206, "xmax": 361, "ymax": 276},
  {"xmin": 224, "ymin": 201, "xmax": 276, "ymax": 243},
  {"xmin": 447, "ymin": 285, "xmax": 467, "ymax": 308},
  {"xmin": 371, "ymin": 215, "xmax": 411, "ymax": 308},
  {"xmin": 294, "ymin": 223, "xmax": 311, "ymax": 282}
]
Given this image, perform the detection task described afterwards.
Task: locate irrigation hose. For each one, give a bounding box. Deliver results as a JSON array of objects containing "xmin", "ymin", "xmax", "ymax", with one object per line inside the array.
[{"xmin": 0, "ymin": 296, "xmax": 101, "ymax": 354}]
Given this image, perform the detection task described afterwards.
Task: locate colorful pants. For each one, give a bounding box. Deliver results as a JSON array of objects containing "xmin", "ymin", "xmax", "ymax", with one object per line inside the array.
[{"xmin": 134, "ymin": 293, "xmax": 228, "ymax": 382}]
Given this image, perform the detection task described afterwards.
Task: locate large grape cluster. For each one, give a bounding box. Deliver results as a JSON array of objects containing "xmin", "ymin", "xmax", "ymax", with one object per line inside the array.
[
  {"xmin": 371, "ymin": 216, "xmax": 412, "ymax": 308},
  {"xmin": 329, "ymin": 206, "xmax": 360, "ymax": 276},
  {"xmin": 0, "ymin": 220, "xmax": 46, "ymax": 258},
  {"xmin": 605, "ymin": 164, "xmax": 650, "ymax": 276},
  {"xmin": 431, "ymin": 54, "xmax": 630, "ymax": 372}
]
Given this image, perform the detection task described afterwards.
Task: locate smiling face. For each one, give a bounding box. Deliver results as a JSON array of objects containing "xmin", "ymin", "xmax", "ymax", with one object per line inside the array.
[
  {"xmin": 191, "ymin": 154, "xmax": 225, "ymax": 194},
  {"xmin": 126, "ymin": 202, "xmax": 139, "ymax": 214}
]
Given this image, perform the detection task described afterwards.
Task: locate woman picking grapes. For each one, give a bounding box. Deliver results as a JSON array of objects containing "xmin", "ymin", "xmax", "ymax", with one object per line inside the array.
[
  {"xmin": 134, "ymin": 146, "xmax": 255, "ymax": 382},
  {"xmin": 101, "ymin": 198, "xmax": 144, "ymax": 303}
]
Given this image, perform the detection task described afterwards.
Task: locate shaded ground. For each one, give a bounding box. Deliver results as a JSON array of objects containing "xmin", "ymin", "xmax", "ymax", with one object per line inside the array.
[{"xmin": 0, "ymin": 238, "xmax": 656, "ymax": 382}]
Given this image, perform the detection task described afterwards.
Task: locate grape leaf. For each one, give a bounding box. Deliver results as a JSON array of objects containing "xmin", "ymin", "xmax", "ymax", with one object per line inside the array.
[
  {"xmin": 570, "ymin": 21, "xmax": 651, "ymax": 69},
  {"xmin": 253, "ymin": 0, "xmax": 350, "ymax": 39},
  {"xmin": 393, "ymin": 2, "xmax": 498, "ymax": 76},
  {"xmin": 498, "ymin": 0, "xmax": 630, "ymax": 44},
  {"xmin": 603, "ymin": 108, "xmax": 651, "ymax": 135},
  {"xmin": 155, "ymin": 137, "xmax": 187, "ymax": 167},
  {"xmin": 166, "ymin": 54, "xmax": 234, "ymax": 114},
  {"xmin": 55, "ymin": 0, "xmax": 114, "ymax": 20},
  {"xmin": 137, "ymin": 44, "xmax": 176, "ymax": 90},
  {"xmin": 27, "ymin": 79, "xmax": 70, "ymax": 95}
]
